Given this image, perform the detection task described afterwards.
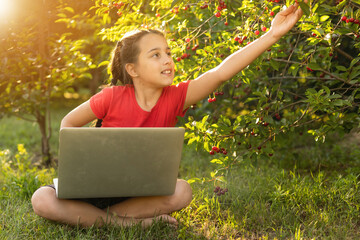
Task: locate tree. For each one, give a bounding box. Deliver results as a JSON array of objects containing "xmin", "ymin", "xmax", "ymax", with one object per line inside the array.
[
  {"xmin": 0, "ymin": 0, "xmax": 92, "ymax": 165},
  {"xmin": 88, "ymin": 0, "xmax": 360, "ymax": 180}
]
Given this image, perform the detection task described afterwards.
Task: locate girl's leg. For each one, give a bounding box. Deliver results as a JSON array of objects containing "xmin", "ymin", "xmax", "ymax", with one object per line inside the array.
[
  {"xmin": 31, "ymin": 187, "xmax": 177, "ymax": 228},
  {"xmin": 107, "ymin": 179, "xmax": 192, "ymax": 218}
]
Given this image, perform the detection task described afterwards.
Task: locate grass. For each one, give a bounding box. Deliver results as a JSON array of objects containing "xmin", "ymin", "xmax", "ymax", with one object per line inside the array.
[{"xmin": 1, "ymin": 105, "xmax": 360, "ymax": 239}]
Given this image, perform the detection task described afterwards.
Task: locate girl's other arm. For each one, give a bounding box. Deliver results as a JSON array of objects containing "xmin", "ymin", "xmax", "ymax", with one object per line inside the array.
[
  {"xmin": 184, "ymin": 2, "xmax": 305, "ymax": 109},
  {"xmin": 60, "ymin": 101, "xmax": 97, "ymax": 129}
]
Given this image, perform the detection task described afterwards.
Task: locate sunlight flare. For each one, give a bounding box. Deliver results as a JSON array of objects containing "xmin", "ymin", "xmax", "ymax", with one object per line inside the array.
[{"xmin": 0, "ymin": 0, "xmax": 14, "ymax": 22}]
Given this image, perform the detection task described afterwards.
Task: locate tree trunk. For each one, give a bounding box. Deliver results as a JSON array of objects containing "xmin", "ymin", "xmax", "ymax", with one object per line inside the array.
[
  {"xmin": 89, "ymin": 68, "xmax": 101, "ymax": 95},
  {"xmin": 36, "ymin": 111, "xmax": 52, "ymax": 166},
  {"xmin": 36, "ymin": 0, "xmax": 52, "ymax": 166}
]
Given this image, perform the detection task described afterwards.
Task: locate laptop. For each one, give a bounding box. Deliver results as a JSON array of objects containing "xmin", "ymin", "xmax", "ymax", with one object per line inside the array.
[{"xmin": 54, "ymin": 127, "xmax": 185, "ymax": 199}]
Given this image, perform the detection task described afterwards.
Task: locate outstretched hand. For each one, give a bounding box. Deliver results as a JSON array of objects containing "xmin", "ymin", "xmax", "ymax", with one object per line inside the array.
[{"xmin": 270, "ymin": 1, "xmax": 307, "ymax": 39}]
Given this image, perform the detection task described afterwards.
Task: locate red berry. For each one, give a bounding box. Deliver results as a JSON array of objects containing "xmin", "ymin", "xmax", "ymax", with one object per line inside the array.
[
  {"xmin": 217, "ymin": 6, "xmax": 222, "ymax": 11},
  {"xmin": 275, "ymin": 113, "xmax": 281, "ymax": 120},
  {"xmin": 270, "ymin": 11, "xmax": 275, "ymax": 16},
  {"xmin": 234, "ymin": 36, "xmax": 240, "ymax": 42},
  {"xmin": 185, "ymin": 38, "xmax": 190, "ymax": 43},
  {"xmin": 349, "ymin": 18, "xmax": 354, "ymax": 22},
  {"xmin": 269, "ymin": 153, "xmax": 273, "ymax": 157},
  {"xmin": 208, "ymin": 98, "xmax": 213, "ymax": 103},
  {"xmin": 215, "ymin": 12, "xmax": 221, "ymax": 18},
  {"xmin": 155, "ymin": 13, "xmax": 160, "ymax": 17},
  {"xmin": 222, "ymin": 150, "xmax": 227, "ymax": 155},
  {"xmin": 172, "ymin": 7, "xmax": 179, "ymax": 14},
  {"xmin": 176, "ymin": 57, "xmax": 181, "ymax": 62},
  {"xmin": 224, "ymin": 21, "xmax": 228, "ymax": 26},
  {"xmin": 262, "ymin": 26, "xmax": 267, "ymax": 32},
  {"xmin": 181, "ymin": 53, "xmax": 188, "ymax": 59},
  {"xmin": 354, "ymin": 19, "xmax": 360, "ymax": 24},
  {"xmin": 254, "ymin": 30, "xmax": 260, "ymax": 35},
  {"xmin": 209, "ymin": 150, "xmax": 215, "ymax": 155},
  {"xmin": 212, "ymin": 146, "xmax": 219, "ymax": 152}
]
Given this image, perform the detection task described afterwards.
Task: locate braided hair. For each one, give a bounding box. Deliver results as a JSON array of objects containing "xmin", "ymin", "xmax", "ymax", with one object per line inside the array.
[{"xmin": 96, "ymin": 29, "xmax": 165, "ymax": 127}]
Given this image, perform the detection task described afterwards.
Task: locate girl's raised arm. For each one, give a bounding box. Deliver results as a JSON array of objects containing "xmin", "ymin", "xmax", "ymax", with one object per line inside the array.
[
  {"xmin": 184, "ymin": 2, "xmax": 305, "ymax": 109},
  {"xmin": 60, "ymin": 101, "xmax": 97, "ymax": 129}
]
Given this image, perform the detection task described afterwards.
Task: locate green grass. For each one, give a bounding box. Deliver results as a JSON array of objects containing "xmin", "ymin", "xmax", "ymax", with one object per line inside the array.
[{"xmin": 1, "ymin": 106, "xmax": 360, "ymax": 239}]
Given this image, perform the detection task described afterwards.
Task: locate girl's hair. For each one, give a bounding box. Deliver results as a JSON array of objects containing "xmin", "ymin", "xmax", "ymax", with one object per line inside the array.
[
  {"xmin": 110, "ymin": 29, "xmax": 165, "ymax": 86},
  {"xmin": 95, "ymin": 29, "xmax": 165, "ymax": 127}
]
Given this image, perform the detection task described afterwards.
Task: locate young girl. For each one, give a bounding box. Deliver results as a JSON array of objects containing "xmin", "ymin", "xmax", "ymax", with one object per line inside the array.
[{"xmin": 31, "ymin": 2, "xmax": 305, "ymax": 228}]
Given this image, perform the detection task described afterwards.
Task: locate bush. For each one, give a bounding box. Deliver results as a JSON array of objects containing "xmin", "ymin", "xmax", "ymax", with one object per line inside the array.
[{"xmin": 0, "ymin": 144, "xmax": 55, "ymax": 199}]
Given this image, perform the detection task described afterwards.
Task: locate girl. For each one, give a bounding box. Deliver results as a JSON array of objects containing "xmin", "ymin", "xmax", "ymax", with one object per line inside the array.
[{"xmin": 31, "ymin": 2, "xmax": 305, "ymax": 228}]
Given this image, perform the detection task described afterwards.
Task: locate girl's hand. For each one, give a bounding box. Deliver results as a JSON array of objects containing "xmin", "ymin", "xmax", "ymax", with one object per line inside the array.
[{"xmin": 270, "ymin": 1, "xmax": 306, "ymax": 39}]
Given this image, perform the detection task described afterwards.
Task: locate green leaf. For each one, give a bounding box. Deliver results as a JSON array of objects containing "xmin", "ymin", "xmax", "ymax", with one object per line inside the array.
[
  {"xmin": 349, "ymin": 71, "xmax": 360, "ymax": 80},
  {"xmin": 350, "ymin": 57, "xmax": 360, "ymax": 69},
  {"xmin": 323, "ymin": 86, "xmax": 330, "ymax": 96},
  {"xmin": 64, "ymin": 7, "xmax": 74, "ymax": 14},
  {"xmin": 98, "ymin": 60, "xmax": 109, "ymax": 68},
  {"xmin": 55, "ymin": 19, "xmax": 69, "ymax": 24},
  {"xmin": 320, "ymin": 15, "xmax": 330, "ymax": 22},
  {"xmin": 328, "ymin": 94, "xmax": 341, "ymax": 99},
  {"xmin": 307, "ymin": 62, "xmax": 322, "ymax": 71},
  {"xmin": 270, "ymin": 60, "xmax": 280, "ymax": 71},
  {"xmin": 336, "ymin": 65, "xmax": 347, "ymax": 72},
  {"xmin": 333, "ymin": 99, "xmax": 344, "ymax": 106},
  {"xmin": 289, "ymin": 64, "xmax": 300, "ymax": 77},
  {"xmin": 204, "ymin": 141, "xmax": 210, "ymax": 152},
  {"xmin": 210, "ymin": 159, "xmax": 224, "ymax": 165},
  {"xmin": 201, "ymin": 115, "xmax": 209, "ymax": 126},
  {"xmin": 187, "ymin": 178, "xmax": 201, "ymax": 184},
  {"xmin": 188, "ymin": 136, "xmax": 199, "ymax": 145},
  {"xmin": 57, "ymin": 13, "xmax": 67, "ymax": 18},
  {"xmin": 299, "ymin": 2, "xmax": 311, "ymax": 16}
]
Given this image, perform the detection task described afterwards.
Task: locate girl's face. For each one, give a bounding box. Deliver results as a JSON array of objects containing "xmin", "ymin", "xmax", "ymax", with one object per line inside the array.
[{"xmin": 132, "ymin": 33, "xmax": 175, "ymax": 88}]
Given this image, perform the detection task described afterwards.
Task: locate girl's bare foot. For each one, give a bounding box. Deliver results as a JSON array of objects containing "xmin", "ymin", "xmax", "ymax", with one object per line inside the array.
[
  {"xmin": 141, "ymin": 214, "xmax": 178, "ymax": 228},
  {"xmin": 115, "ymin": 214, "xmax": 178, "ymax": 228}
]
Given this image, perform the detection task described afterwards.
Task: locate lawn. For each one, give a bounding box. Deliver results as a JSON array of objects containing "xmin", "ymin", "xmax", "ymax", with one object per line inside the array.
[{"xmin": 1, "ymin": 105, "xmax": 360, "ymax": 239}]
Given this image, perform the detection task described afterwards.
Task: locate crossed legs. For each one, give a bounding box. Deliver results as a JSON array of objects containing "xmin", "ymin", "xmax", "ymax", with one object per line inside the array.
[{"xmin": 31, "ymin": 179, "xmax": 192, "ymax": 228}]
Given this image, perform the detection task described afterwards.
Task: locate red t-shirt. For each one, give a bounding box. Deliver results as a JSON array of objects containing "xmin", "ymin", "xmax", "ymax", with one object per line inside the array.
[{"xmin": 89, "ymin": 81, "xmax": 190, "ymax": 127}]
